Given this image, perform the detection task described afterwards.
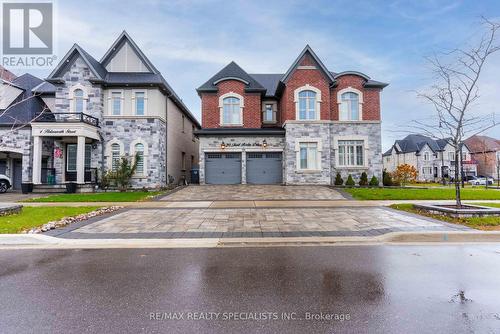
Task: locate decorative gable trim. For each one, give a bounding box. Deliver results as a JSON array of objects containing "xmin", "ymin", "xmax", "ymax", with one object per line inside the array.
[
  {"xmin": 47, "ymin": 44, "xmax": 104, "ymax": 81},
  {"xmin": 281, "ymin": 45, "xmax": 335, "ymax": 84}
]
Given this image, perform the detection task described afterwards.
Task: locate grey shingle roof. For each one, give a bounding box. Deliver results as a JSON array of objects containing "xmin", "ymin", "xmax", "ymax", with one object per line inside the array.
[
  {"xmin": 32, "ymin": 81, "xmax": 55, "ymax": 94},
  {"xmin": 249, "ymin": 74, "xmax": 283, "ymax": 97},
  {"xmin": 197, "ymin": 61, "xmax": 266, "ymax": 93},
  {"xmin": 0, "ymin": 74, "xmax": 48, "ymax": 125},
  {"xmin": 391, "ymin": 135, "xmax": 451, "ymax": 154}
]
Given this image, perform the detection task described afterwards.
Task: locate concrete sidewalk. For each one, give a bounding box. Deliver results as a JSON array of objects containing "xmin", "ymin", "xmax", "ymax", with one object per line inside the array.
[
  {"xmin": 16, "ymin": 199, "xmax": 500, "ymax": 209},
  {"xmin": 2, "ymin": 231, "xmax": 500, "ymax": 249}
]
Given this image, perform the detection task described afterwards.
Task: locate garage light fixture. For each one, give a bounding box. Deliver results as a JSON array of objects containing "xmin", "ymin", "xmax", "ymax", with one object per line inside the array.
[
  {"xmin": 262, "ymin": 139, "xmax": 267, "ymax": 148},
  {"xmin": 220, "ymin": 141, "xmax": 226, "ymax": 149}
]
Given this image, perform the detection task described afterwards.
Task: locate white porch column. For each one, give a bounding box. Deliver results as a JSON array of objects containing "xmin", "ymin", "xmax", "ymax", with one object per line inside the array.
[
  {"xmin": 32, "ymin": 136, "xmax": 42, "ymax": 184},
  {"xmin": 76, "ymin": 136, "xmax": 85, "ymax": 184}
]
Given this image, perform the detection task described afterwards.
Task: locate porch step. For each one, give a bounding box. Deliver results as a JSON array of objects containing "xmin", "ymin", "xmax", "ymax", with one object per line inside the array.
[{"xmin": 32, "ymin": 184, "xmax": 96, "ymax": 193}]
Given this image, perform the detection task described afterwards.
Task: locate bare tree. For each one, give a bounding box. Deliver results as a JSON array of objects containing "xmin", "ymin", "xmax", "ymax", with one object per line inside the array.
[{"xmin": 413, "ymin": 17, "xmax": 500, "ymax": 207}]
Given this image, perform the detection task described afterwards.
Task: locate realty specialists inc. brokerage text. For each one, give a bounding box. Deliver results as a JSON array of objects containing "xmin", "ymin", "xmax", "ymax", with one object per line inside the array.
[{"xmin": 149, "ymin": 311, "xmax": 351, "ymax": 322}]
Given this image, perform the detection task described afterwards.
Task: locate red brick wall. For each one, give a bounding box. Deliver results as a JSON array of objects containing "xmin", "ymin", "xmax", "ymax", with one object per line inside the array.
[
  {"xmin": 331, "ymin": 75, "xmax": 381, "ymax": 121},
  {"xmin": 201, "ymin": 80, "xmax": 262, "ymax": 128},
  {"xmin": 280, "ymin": 55, "xmax": 332, "ymax": 122}
]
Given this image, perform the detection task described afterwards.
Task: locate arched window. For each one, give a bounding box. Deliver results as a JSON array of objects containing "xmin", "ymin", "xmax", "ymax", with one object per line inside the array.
[
  {"xmin": 222, "ymin": 97, "xmax": 241, "ymax": 125},
  {"xmin": 74, "ymin": 89, "xmax": 84, "ymax": 113},
  {"xmin": 134, "ymin": 143, "xmax": 144, "ymax": 175},
  {"xmin": 298, "ymin": 90, "xmax": 317, "ymax": 120},
  {"xmin": 339, "ymin": 91, "xmax": 361, "ymax": 120},
  {"xmin": 111, "ymin": 143, "xmax": 120, "ymax": 171}
]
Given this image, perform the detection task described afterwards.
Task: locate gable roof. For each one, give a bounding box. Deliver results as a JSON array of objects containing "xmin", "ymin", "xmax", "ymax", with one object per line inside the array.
[
  {"xmin": 464, "ymin": 135, "xmax": 500, "ymax": 153},
  {"xmin": 100, "ymin": 30, "xmax": 158, "ymax": 74},
  {"xmin": 197, "ymin": 61, "xmax": 266, "ymax": 93},
  {"xmin": 47, "ymin": 44, "xmax": 106, "ymax": 81},
  {"xmin": 0, "ymin": 74, "xmax": 48, "ymax": 125},
  {"xmin": 281, "ymin": 45, "xmax": 336, "ymax": 84}
]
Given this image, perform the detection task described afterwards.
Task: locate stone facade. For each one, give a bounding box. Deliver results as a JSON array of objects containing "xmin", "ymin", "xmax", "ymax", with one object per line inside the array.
[
  {"xmin": 199, "ymin": 135, "xmax": 285, "ymax": 184},
  {"xmin": 0, "ymin": 128, "xmax": 32, "ymax": 183},
  {"xmin": 102, "ymin": 118, "xmax": 167, "ymax": 188}
]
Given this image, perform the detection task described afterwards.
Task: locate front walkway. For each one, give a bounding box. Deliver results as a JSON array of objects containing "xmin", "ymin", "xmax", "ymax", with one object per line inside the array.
[
  {"xmin": 161, "ymin": 185, "xmax": 346, "ymax": 201},
  {"xmin": 50, "ymin": 206, "xmax": 469, "ymax": 239}
]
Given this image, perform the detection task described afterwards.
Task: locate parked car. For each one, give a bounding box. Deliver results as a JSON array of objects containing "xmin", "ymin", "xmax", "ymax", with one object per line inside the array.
[
  {"xmin": 0, "ymin": 174, "xmax": 12, "ymax": 193},
  {"xmin": 468, "ymin": 176, "xmax": 493, "ymax": 186}
]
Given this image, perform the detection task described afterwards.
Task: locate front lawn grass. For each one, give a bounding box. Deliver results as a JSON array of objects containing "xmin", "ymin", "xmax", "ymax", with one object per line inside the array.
[
  {"xmin": 23, "ymin": 191, "xmax": 163, "ymax": 203},
  {"xmin": 0, "ymin": 206, "xmax": 100, "ymax": 234},
  {"xmin": 344, "ymin": 187, "xmax": 500, "ymax": 200},
  {"xmin": 390, "ymin": 204, "xmax": 500, "ymax": 230}
]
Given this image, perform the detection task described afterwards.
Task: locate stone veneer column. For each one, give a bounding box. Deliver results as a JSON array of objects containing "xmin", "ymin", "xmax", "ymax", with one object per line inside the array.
[
  {"xmin": 76, "ymin": 136, "xmax": 86, "ymax": 184},
  {"xmin": 32, "ymin": 136, "xmax": 42, "ymax": 184},
  {"xmin": 241, "ymin": 151, "xmax": 247, "ymax": 184}
]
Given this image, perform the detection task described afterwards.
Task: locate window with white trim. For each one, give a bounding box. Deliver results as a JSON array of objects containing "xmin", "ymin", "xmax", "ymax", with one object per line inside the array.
[
  {"xmin": 449, "ymin": 152, "xmax": 455, "ymax": 161},
  {"xmin": 74, "ymin": 89, "xmax": 84, "ymax": 113},
  {"xmin": 299, "ymin": 142, "xmax": 318, "ymax": 170},
  {"xmin": 111, "ymin": 92, "xmax": 122, "ymax": 115},
  {"xmin": 222, "ymin": 97, "xmax": 241, "ymax": 125},
  {"xmin": 298, "ymin": 90, "xmax": 317, "ymax": 120},
  {"xmin": 111, "ymin": 143, "xmax": 121, "ymax": 171},
  {"xmin": 263, "ymin": 104, "xmax": 275, "ymax": 122},
  {"xmin": 340, "ymin": 92, "xmax": 360, "ymax": 120},
  {"xmin": 424, "ymin": 152, "xmax": 430, "ymax": 161},
  {"xmin": 135, "ymin": 92, "xmax": 145, "ymax": 115},
  {"xmin": 134, "ymin": 143, "xmax": 144, "ymax": 174},
  {"xmin": 338, "ymin": 140, "xmax": 364, "ymax": 166}
]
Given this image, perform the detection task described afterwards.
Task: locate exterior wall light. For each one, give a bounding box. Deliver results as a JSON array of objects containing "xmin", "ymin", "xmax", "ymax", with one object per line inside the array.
[
  {"xmin": 220, "ymin": 141, "xmax": 226, "ymax": 149},
  {"xmin": 262, "ymin": 139, "xmax": 267, "ymax": 148}
]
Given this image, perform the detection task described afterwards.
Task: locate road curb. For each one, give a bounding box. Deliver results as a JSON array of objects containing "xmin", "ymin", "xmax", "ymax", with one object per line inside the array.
[{"xmin": 1, "ymin": 231, "xmax": 500, "ymax": 249}]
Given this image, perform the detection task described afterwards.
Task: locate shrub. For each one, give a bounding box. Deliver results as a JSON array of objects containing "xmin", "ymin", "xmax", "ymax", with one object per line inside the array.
[
  {"xmin": 383, "ymin": 169, "xmax": 393, "ymax": 186},
  {"xmin": 107, "ymin": 153, "xmax": 139, "ymax": 192},
  {"xmin": 393, "ymin": 164, "xmax": 418, "ymax": 187},
  {"xmin": 369, "ymin": 176, "xmax": 379, "ymax": 187},
  {"xmin": 359, "ymin": 172, "xmax": 368, "ymax": 186},
  {"xmin": 334, "ymin": 172, "xmax": 344, "ymax": 186},
  {"xmin": 345, "ymin": 174, "xmax": 355, "ymax": 187}
]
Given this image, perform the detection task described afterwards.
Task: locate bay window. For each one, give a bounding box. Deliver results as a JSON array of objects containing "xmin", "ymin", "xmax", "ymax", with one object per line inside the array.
[{"xmin": 338, "ymin": 140, "xmax": 364, "ymax": 166}]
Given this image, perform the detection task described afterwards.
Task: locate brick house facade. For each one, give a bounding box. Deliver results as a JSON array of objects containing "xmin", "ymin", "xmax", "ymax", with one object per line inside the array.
[{"xmin": 195, "ymin": 46, "xmax": 388, "ymax": 185}]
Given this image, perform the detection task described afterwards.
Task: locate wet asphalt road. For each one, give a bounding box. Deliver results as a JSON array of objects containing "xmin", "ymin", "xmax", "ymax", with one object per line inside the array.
[{"xmin": 1, "ymin": 245, "xmax": 500, "ymax": 334}]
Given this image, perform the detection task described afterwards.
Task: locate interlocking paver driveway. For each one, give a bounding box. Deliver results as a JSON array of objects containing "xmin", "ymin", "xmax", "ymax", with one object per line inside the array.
[
  {"xmin": 74, "ymin": 207, "xmax": 465, "ymax": 235},
  {"xmin": 162, "ymin": 185, "xmax": 345, "ymax": 201}
]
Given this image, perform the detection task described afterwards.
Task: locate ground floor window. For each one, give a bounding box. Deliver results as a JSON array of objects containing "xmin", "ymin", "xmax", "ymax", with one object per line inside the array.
[
  {"xmin": 338, "ymin": 140, "xmax": 364, "ymax": 166},
  {"xmin": 299, "ymin": 142, "xmax": 318, "ymax": 170},
  {"xmin": 111, "ymin": 143, "xmax": 121, "ymax": 171},
  {"xmin": 422, "ymin": 167, "xmax": 433, "ymax": 175},
  {"xmin": 66, "ymin": 144, "xmax": 91, "ymax": 172},
  {"xmin": 135, "ymin": 143, "xmax": 144, "ymax": 174}
]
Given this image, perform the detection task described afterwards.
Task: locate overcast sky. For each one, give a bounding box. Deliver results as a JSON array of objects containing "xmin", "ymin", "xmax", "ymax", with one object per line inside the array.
[{"xmin": 19, "ymin": 0, "xmax": 500, "ymax": 149}]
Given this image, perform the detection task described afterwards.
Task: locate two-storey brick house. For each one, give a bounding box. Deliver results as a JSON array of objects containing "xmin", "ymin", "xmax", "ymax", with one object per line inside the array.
[{"xmin": 195, "ymin": 46, "xmax": 388, "ymax": 185}]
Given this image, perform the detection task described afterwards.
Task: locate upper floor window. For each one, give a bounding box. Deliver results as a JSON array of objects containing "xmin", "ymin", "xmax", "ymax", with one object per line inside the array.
[
  {"xmin": 222, "ymin": 96, "xmax": 241, "ymax": 125},
  {"xmin": 111, "ymin": 92, "xmax": 122, "ymax": 115},
  {"xmin": 298, "ymin": 90, "xmax": 317, "ymax": 120},
  {"xmin": 74, "ymin": 89, "xmax": 84, "ymax": 113},
  {"xmin": 263, "ymin": 104, "xmax": 275, "ymax": 123},
  {"xmin": 135, "ymin": 92, "xmax": 145, "ymax": 115},
  {"xmin": 424, "ymin": 152, "xmax": 430, "ymax": 161},
  {"xmin": 449, "ymin": 152, "xmax": 455, "ymax": 161},
  {"xmin": 338, "ymin": 88, "xmax": 363, "ymax": 121},
  {"xmin": 338, "ymin": 140, "xmax": 364, "ymax": 166},
  {"xmin": 134, "ymin": 143, "xmax": 144, "ymax": 174},
  {"xmin": 111, "ymin": 143, "xmax": 121, "ymax": 171}
]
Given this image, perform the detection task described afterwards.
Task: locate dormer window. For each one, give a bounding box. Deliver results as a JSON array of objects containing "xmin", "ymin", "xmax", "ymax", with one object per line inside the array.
[
  {"xmin": 219, "ymin": 92, "xmax": 244, "ymax": 126},
  {"xmin": 338, "ymin": 87, "xmax": 363, "ymax": 121}
]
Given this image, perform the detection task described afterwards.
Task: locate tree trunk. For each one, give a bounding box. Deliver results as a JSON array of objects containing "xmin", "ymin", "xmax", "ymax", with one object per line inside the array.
[{"xmin": 454, "ymin": 151, "xmax": 462, "ymax": 207}]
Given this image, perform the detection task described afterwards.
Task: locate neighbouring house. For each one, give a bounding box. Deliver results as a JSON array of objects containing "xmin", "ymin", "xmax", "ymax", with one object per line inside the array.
[
  {"xmin": 464, "ymin": 135, "xmax": 500, "ymax": 179},
  {"xmin": 383, "ymin": 134, "xmax": 478, "ymax": 182},
  {"xmin": 0, "ymin": 31, "xmax": 200, "ymax": 192},
  {"xmin": 195, "ymin": 45, "xmax": 388, "ymax": 185},
  {"xmin": 0, "ymin": 65, "xmax": 17, "ymax": 82}
]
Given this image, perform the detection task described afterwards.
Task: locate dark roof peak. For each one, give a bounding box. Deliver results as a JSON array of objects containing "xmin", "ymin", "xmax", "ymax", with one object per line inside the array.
[{"xmin": 197, "ymin": 61, "xmax": 265, "ymax": 93}]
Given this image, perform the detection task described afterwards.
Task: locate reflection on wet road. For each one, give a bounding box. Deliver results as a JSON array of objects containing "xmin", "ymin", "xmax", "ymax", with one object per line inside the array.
[{"xmin": 1, "ymin": 245, "xmax": 499, "ymax": 333}]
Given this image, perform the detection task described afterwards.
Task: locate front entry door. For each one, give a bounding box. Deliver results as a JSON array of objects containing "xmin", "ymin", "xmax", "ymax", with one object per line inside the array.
[{"xmin": 66, "ymin": 144, "xmax": 91, "ymax": 182}]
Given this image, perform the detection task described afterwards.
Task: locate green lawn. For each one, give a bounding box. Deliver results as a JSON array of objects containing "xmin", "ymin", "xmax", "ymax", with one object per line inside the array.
[
  {"xmin": 344, "ymin": 187, "xmax": 500, "ymax": 200},
  {"xmin": 390, "ymin": 204, "xmax": 500, "ymax": 229},
  {"xmin": 24, "ymin": 191, "xmax": 164, "ymax": 203},
  {"xmin": 0, "ymin": 206, "xmax": 100, "ymax": 234}
]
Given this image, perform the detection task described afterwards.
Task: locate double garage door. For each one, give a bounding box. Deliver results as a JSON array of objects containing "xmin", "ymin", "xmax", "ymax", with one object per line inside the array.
[{"xmin": 205, "ymin": 152, "xmax": 282, "ymax": 184}]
